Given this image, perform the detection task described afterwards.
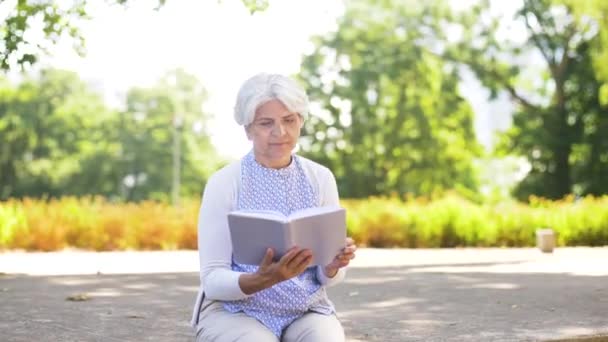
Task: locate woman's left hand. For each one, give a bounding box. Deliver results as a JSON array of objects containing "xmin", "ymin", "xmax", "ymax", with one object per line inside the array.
[{"xmin": 323, "ymin": 237, "xmax": 357, "ymax": 278}]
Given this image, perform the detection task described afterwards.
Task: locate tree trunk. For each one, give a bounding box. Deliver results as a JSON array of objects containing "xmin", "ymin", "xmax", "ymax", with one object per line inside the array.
[{"xmin": 552, "ymin": 105, "xmax": 571, "ymax": 199}]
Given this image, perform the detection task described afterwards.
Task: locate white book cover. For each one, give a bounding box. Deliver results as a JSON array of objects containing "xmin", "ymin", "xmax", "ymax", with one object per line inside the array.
[{"xmin": 228, "ymin": 206, "xmax": 346, "ymax": 266}]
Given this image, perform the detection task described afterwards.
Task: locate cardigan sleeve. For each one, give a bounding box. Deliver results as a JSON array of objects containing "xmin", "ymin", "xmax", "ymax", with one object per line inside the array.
[
  {"xmin": 197, "ymin": 167, "xmax": 252, "ymax": 301},
  {"xmin": 315, "ymin": 165, "xmax": 347, "ymax": 287}
]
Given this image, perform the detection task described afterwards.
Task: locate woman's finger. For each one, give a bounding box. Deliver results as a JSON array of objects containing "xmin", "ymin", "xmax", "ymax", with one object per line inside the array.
[
  {"xmin": 259, "ymin": 248, "xmax": 274, "ymax": 267},
  {"xmin": 279, "ymin": 247, "xmax": 300, "ymax": 265},
  {"xmin": 286, "ymin": 249, "xmax": 311, "ymax": 269},
  {"xmin": 294, "ymin": 253, "xmax": 313, "ymax": 270},
  {"xmin": 344, "ymin": 245, "xmax": 357, "ymax": 253},
  {"xmin": 338, "ymin": 251, "xmax": 355, "ymax": 261}
]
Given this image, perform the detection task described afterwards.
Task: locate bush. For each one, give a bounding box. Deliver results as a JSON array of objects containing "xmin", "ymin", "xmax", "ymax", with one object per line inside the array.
[
  {"xmin": 0, "ymin": 197, "xmax": 198, "ymax": 251},
  {"xmin": 343, "ymin": 193, "xmax": 608, "ymax": 248},
  {"xmin": 0, "ymin": 194, "xmax": 606, "ymax": 251}
]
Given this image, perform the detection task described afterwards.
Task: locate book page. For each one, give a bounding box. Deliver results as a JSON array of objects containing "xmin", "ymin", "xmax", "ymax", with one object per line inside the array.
[
  {"xmin": 228, "ymin": 215, "xmax": 292, "ymax": 265},
  {"xmin": 228, "ymin": 209, "xmax": 288, "ymax": 223},
  {"xmin": 287, "ymin": 206, "xmax": 343, "ymax": 221},
  {"xmin": 289, "ymin": 207, "xmax": 346, "ymax": 266}
]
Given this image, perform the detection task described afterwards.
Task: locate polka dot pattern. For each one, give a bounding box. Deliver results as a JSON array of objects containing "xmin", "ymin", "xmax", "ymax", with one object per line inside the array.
[{"xmin": 223, "ymin": 152, "xmax": 335, "ymax": 337}]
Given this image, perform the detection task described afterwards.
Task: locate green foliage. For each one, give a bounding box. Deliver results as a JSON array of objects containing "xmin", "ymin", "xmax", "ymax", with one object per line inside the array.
[
  {"xmin": 560, "ymin": 0, "xmax": 608, "ymax": 105},
  {"xmin": 0, "ymin": 0, "xmax": 267, "ymax": 71},
  {"xmin": 238, "ymin": 0, "xmax": 269, "ymax": 14},
  {"xmin": 299, "ymin": 0, "xmax": 482, "ymax": 198},
  {"xmin": 0, "ymin": 200, "xmax": 25, "ymax": 247},
  {"xmin": 112, "ymin": 68, "xmax": 221, "ymax": 202},
  {"xmin": 344, "ymin": 194, "xmax": 608, "ymax": 248},
  {"xmin": 0, "ymin": 68, "xmax": 221, "ymax": 201},
  {"xmin": 0, "ymin": 0, "xmax": 88, "ymax": 70},
  {"xmin": 0, "ymin": 69, "xmax": 110, "ymax": 198},
  {"xmin": 447, "ymin": 0, "xmax": 608, "ymax": 199}
]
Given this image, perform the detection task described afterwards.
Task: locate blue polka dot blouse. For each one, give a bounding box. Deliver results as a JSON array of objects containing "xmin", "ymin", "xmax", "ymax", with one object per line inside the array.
[{"xmin": 223, "ymin": 151, "xmax": 335, "ymax": 337}]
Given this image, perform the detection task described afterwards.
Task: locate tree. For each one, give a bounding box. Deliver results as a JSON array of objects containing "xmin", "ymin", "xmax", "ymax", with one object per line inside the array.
[
  {"xmin": 0, "ymin": 69, "xmax": 111, "ymax": 199},
  {"xmin": 113, "ymin": 69, "xmax": 220, "ymax": 202},
  {"xmin": 447, "ymin": 0, "xmax": 608, "ymax": 199},
  {"xmin": 561, "ymin": 0, "xmax": 608, "ymax": 105},
  {"xmin": 0, "ymin": 0, "xmax": 267, "ymax": 71},
  {"xmin": 299, "ymin": 0, "xmax": 481, "ymax": 198},
  {"xmin": 0, "ymin": 68, "xmax": 220, "ymax": 201}
]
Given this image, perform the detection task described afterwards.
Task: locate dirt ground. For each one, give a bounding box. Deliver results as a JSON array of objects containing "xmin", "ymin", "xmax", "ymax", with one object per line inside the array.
[{"xmin": 1, "ymin": 247, "xmax": 607, "ymax": 341}]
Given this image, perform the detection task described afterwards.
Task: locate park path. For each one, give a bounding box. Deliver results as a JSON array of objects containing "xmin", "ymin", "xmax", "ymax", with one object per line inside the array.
[{"xmin": 1, "ymin": 247, "xmax": 607, "ymax": 341}]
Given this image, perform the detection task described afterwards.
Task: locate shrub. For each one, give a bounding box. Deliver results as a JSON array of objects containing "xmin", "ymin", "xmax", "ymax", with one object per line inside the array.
[{"xmin": 0, "ymin": 194, "xmax": 606, "ymax": 251}]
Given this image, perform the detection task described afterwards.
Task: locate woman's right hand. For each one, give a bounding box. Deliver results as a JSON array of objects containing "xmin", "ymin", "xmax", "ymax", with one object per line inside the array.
[
  {"xmin": 257, "ymin": 247, "xmax": 312, "ymax": 284},
  {"xmin": 239, "ymin": 246, "xmax": 312, "ymax": 295}
]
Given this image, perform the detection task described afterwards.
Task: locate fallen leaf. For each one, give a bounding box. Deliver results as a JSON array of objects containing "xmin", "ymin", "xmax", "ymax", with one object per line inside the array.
[
  {"xmin": 66, "ymin": 293, "xmax": 91, "ymax": 302},
  {"xmin": 127, "ymin": 314, "xmax": 145, "ymax": 319}
]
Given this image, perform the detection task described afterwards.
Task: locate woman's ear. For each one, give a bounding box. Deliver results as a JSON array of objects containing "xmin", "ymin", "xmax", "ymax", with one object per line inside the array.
[{"xmin": 244, "ymin": 125, "xmax": 253, "ymax": 140}]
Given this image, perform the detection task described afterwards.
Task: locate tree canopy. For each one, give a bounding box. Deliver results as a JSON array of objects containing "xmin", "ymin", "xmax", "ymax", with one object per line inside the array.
[
  {"xmin": 299, "ymin": 0, "xmax": 481, "ymax": 198},
  {"xmin": 446, "ymin": 0, "xmax": 608, "ymax": 199},
  {"xmin": 0, "ymin": 0, "xmax": 267, "ymax": 71},
  {"xmin": 2, "ymin": 0, "xmax": 607, "ymax": 201},
  {"xmin": 0, "ymin": 68, "xmax": 220, "ymax": 201}
]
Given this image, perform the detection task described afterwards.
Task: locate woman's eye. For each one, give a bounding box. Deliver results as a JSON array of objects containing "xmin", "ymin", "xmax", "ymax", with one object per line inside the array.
[{"xmin": 260, "ymin": 121, "xmax": 273, "ymax": 127}]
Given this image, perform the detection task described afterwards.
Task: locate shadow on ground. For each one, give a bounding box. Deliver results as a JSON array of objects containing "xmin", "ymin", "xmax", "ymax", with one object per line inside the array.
[
  {"xmin": 333, "ymin": 263, "xmax": 607, "ymax": 341},
  {"xmin": 1, "ymin": 272, "xmax": 197, "ymax": 342},
  {"xmin": 1, "ymin": 261, "xmax": 607, "ymax": 342}
]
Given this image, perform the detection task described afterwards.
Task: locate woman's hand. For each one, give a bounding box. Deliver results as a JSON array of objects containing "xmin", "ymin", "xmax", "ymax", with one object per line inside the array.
[
  {"xmin": 323, "ymin": 237, "xmax": 357, "ymax": 278},
  {"xmin": 239, "ymin": 247, "xmax": 312, "ymax": 295},
  {"xmin": 259, "ymin": 246, "xmax": 313, "ymax": 282}
]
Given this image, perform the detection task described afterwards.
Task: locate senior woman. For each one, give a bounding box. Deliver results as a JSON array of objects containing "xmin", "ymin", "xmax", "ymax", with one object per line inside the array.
[{"xmin": 191, "ymin": 73, "xmax": 357, "ymax": 342}]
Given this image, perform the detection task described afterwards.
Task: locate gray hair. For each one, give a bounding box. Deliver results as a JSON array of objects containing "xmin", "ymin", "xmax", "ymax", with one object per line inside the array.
[{"xmin": 234, "ymin": 73, "xmax": 309, "ymax": 126}]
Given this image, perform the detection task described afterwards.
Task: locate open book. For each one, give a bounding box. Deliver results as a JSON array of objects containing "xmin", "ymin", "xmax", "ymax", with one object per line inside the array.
[{"xmin": 228, "ymin": 206, "xmax": 346, "ymax": 266}]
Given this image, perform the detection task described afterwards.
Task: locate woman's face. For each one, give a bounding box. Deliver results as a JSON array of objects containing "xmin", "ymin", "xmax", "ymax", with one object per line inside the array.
[{"xmin": 246, "ymin": 99, "xmax": 303, "ymax": 168}]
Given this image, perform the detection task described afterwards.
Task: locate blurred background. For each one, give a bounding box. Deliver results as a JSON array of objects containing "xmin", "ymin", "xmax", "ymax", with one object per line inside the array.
[{"xmin": 1, "ymin": 0, "xmax": 607, "ymax": 251}]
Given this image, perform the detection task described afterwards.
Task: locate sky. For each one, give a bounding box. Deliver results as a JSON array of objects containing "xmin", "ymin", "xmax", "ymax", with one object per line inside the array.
[{"xmin": 39, "ymin": 0, "xmax": 517, "ymax": 160}]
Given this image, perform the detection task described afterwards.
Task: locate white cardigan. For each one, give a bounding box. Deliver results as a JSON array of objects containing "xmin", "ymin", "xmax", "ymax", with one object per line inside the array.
[{"xmin": 191, "ymin": 156, "xmax": 347, "ymax": 327}]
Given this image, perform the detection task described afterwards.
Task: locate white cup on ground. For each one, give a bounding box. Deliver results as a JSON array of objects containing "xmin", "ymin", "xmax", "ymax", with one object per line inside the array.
[{"xmin": 536, "ymin": 228, "xmax": 556, "ymax": 253}]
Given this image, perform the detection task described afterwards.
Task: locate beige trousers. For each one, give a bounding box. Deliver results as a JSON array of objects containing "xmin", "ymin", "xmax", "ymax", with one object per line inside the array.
[{"xmin": 195, "ymin": 299, "xmax": 345, "ymax": 342}]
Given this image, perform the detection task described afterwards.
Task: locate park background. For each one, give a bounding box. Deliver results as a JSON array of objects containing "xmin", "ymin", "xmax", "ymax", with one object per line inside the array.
[{"xmin": 1, "ymin": 0, "xmax": 607, "ymax": 251}]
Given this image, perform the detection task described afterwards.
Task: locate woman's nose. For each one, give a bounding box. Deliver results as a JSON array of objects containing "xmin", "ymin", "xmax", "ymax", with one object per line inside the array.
[{"xmin": 272, "ymin": 122, "xmax": 287, "ymax": 136}]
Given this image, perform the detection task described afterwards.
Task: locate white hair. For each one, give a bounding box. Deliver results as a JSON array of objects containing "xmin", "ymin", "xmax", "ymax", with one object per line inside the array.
[{"xmin": 234, "ymin": 73, "xmax": 309, "ymax": 126}]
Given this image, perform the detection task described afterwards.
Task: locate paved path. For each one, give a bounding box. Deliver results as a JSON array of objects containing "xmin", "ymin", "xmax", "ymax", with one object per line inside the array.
[{"xmin": 1, "ymin": 248, "xmax": 607, "ymax": 341}]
